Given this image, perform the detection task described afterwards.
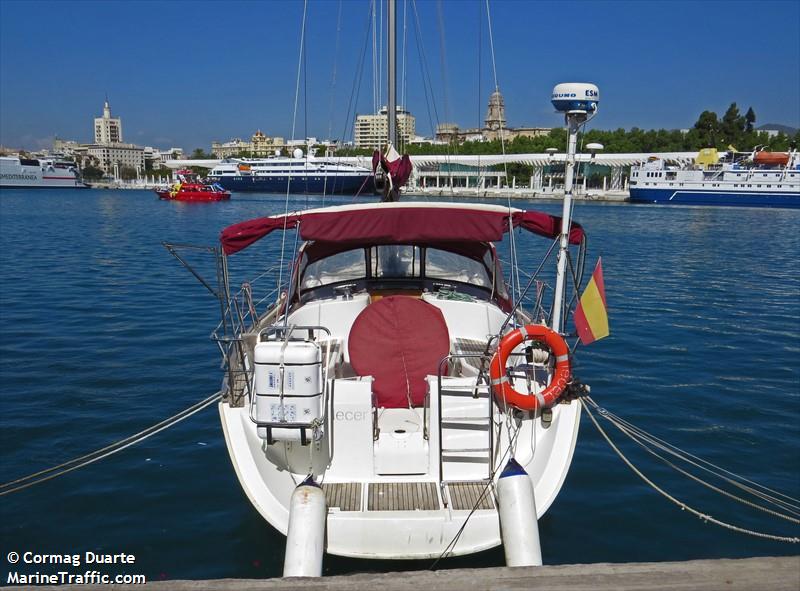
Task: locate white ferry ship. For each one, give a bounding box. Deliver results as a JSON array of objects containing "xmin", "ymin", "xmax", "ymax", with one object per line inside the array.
[
  {"xmin": 0, "ymin": 155, "xmax": 89, "ymax": 189},
  {"xmin": 629, "ymin": 148, "xmax": 799, "ymax": 208},
  {"xmin": 207, "ymin": 150, "xmax": 373, "ymax": 195}
]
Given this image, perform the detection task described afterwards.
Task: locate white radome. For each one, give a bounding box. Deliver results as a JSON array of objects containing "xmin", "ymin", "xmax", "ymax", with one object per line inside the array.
[{"xmin": 551, "ymin": 83, "xmax": 600, "ymax": 113}]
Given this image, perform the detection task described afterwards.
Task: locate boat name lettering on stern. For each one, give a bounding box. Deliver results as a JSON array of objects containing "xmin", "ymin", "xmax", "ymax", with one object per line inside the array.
[{"xmin": 335, "ymin": 410, "xmax": 370, "ymax": 421}]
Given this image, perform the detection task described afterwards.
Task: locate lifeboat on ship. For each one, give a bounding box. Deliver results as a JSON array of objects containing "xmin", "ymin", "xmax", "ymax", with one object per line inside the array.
[
  {"xmin": 156, "ymin": 170, "xmax": 231, "ymax": 202},
  {"xmin": 753, "ymin": 151, "xmax": 790, "ymax": 167}
]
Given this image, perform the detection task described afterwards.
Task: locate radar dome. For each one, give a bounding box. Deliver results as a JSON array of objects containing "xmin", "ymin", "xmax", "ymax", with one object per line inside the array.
[
  {"xmin": 293, "ymin": 148, "xmax": 304, "ymax": 159},
  {"xmin": 551, "ymin": 83, "xmax": 599, "ymax": 113}
]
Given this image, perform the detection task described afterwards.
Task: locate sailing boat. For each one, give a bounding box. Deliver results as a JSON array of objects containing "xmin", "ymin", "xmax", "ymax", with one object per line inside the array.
[{"xmin": 201, "ymin": 0, "xmax": 598, "ymax": 576}]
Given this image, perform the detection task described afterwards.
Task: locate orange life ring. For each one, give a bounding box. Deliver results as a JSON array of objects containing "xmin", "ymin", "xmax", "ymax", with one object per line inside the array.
[{"xmin": 489, "ymin": 324, "xmax": 571, "ymax": 411}]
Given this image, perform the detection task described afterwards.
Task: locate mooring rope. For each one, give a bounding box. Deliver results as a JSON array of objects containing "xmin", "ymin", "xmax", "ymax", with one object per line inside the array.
[
  {"xmin": 589, "ymin": 400, "xmax": 800, "ymax": 521},
  {"xmin": 581, "ymin": 398, "xmax": 799, "ymax": 544},
  {"xmin": 0, "ymin": 391, "xmax": 222, "ymax": 496},
  {"xmin": 590, "ymin": 401, "xmax": 800, "ymax": 513}
]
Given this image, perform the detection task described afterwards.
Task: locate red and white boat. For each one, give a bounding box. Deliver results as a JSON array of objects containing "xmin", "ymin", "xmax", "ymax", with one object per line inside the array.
[
  {"xmin": 156, "ymin": 170, "xmax": 230, "ymax": 201},
  {"xmin": 197, "ymin": 198, "xmax": 590, "ymax": 572},
  {"xmin": 167, "ymin": 0, "xmax": 601, "ymax": 576}
]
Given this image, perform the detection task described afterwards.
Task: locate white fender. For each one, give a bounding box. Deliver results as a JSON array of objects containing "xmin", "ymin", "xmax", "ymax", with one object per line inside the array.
[
  {"xmin": 283, "ymin": 476, "xmax": 327, "ymax": 577},
  {"xmin": 497, "ymin": 458, "xmax": 543, "ymax": 567}
]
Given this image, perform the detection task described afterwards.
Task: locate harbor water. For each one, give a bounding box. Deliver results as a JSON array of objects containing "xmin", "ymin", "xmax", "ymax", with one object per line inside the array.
[{"xmin": 1, "ymin": 189, "xmax": 798, "ymax": 580}]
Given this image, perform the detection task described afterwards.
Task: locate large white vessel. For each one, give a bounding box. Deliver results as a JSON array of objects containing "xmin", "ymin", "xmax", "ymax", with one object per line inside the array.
[
  {"xmin": 0, "ymin": 155, "xmax": 89, "ymax": 189},
  {"xmin": 207, "ymin": 151, "xmax": 373, "ymax": 195},
  {"xmin": 629, "ymin": 148, "xmax": 799, "ymax": 208}
]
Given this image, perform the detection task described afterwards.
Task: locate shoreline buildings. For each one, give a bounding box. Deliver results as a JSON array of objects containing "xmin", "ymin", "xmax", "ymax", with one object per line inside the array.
[
  {"xmin": 50, "ymin": 99, "xmax": 183, "ymax": 178},
  {"xmin": 354, "ymin": 106, "xmax": 416, "ymax": 149},
  {"xmin": 436, "ymin": 90, "xmax": 551, "ymax": 144},
  {"xmin": 211, "ymin": 130, "xmax": 286, "ymax": 158}
]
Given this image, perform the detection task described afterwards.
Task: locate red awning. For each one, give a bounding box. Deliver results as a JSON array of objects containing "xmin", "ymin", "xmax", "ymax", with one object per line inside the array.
[{"xmin": 220, "ymin": 204, "xmax": 584, "ymax": 255}]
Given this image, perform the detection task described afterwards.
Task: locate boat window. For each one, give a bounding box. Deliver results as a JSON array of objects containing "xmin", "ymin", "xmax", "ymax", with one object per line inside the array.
[
  {"xmin": 425, "ymin": 248, "xmax": 491, "ymax": 287},
  {"xmin": 371, "ymin": 245, "xmax": 421, "ymax": 278},
  {"xmin": 301, "ymin": 248, "xmax": 366, "ymax": 288}
]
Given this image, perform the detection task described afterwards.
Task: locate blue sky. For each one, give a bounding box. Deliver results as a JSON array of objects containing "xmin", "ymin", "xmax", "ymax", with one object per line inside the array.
[{"xmin": 1, "ymin": 0, "xmax": 798, "ymax": 151}]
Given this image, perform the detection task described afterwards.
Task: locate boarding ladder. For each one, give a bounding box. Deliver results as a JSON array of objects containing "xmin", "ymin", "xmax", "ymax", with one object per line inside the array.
[{"xmin": 436, "ymin": 356, "xmax": 494, "ymax": 486}]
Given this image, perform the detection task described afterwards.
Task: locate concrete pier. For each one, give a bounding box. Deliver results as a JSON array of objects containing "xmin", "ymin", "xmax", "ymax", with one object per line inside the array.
[{"xmin": 18, "ymin": 556, "xmax": 800, "ymax": 591}]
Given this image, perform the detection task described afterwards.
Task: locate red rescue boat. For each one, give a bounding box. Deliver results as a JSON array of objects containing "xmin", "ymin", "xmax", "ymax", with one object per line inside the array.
[
  {"xmin": 156, "ymin": 170, "xmax": 230, "ymax": 202},
  {"xmin": 753, "ymin": 151, "xmax": 790, "ymax": 167}
]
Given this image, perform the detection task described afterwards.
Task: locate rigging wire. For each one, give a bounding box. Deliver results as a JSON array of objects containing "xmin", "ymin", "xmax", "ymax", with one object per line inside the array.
[
  {"xmin": 483, "ymin": 0, "xmax": 521, "ymax": 312},
  {"xmin": 0, "ymin": 392, "xmax": 222, "ymax": 496},
  {"xmin": 277, "ymin": 0, "xmax": 308, "ymax": 295},
  {"xmin": 436, "ymin": 0, "xmax": 454, "ymax": 194},
  {"xmin": 303, "ymin": 1, "xmax": 309, "ymax": 208},
  {"xmin": 338, "ymin": 2, "xmax": 374, "ymax": 151},
  {"xmin": 476, "ymin": 0, "xmax": 482, "ymax": 193},
  {"xmin": 322, "ymin": 0, "xmax": 344, "ymax": 205},
  {"xmin": 341, "ymin": 3, "xmax": 377, "ymax": 204},
  {"xmin": 410, "ymin": 0, "xmax": 443, "ymax": 146}
]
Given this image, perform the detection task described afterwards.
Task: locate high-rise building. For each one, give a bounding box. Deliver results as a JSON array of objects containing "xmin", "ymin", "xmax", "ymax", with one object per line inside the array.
[
  {"xmin": 353, "ymin": 106, "xmax": 416, "ymax": 149},
  {"xmin": 94, "ymin": 99, "xmax": 123, "ymax": 144}
]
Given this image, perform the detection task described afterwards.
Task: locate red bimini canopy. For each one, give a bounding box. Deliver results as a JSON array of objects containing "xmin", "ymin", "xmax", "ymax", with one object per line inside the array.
[{"xmin": 220, "ymin": 202, "xmax": 584, "ymax": 255}]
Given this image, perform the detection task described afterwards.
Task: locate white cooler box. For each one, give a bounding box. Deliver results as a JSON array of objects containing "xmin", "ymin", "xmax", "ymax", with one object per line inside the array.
[{"xmin": 254, "ymin": 339, "xmax": 323, "ymax": 442}]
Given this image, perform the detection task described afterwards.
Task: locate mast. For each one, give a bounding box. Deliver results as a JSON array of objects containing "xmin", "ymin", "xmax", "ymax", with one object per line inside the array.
[
  {"xmin": 382, "ymin": 0, "xmax": 399, "ymax": 202},
  {"xmin": 550, "ymin": 83, "xmax": 599, "ymax": 333},
  {"xmin": 387, "ymin": 0, "xmax": 397, "ymax": 148}
]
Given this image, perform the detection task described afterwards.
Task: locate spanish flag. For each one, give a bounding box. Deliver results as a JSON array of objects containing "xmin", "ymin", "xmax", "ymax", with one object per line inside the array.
[{"xmin": 574, "ymin": 258, "xmax": 609, "ymax": 345}]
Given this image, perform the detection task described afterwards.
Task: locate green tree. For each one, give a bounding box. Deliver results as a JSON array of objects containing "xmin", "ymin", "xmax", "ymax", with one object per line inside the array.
[
  {"xmin": 191, "ymin": 148, "xmax": 212, "ymax": 159},
  {"xmin": 694, "ymin": 110, "xmax": 720, "ymax": 147},
  {"xmin": 744, "ymin": 107, "xmax": 756, "ymax": 133},
  {"xmin": 721, "ymin": 102, "xmax": 746, "ymax": 146},
  {"xmin": 81, "ymin": 165, "xmax": 105, "ymax": 181},
  {"xmin": 147, "ymin": 167, "xmax": 173, "ymax": 179},
  {"xmin": 120, "ymin": 166, "xmax": 138, "ymax": 180}
]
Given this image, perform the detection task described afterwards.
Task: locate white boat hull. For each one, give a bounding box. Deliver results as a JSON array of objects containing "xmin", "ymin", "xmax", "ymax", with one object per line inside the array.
[{"xmin": 220, "ymin": 396, "xmax": 580, "ymax": 559}]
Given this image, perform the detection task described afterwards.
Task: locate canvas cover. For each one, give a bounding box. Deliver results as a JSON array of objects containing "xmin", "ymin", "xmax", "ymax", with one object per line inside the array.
[
  {"xmin": 220, "ymin": 205, "xmax": 584, "ymax": 255},
  {"xmin": 348, "ymin": 296, "xmax": 450, "ymax": 408}
]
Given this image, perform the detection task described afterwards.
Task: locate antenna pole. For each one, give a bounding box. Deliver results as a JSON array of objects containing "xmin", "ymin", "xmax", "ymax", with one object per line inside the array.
[{"xmin": 551, "ymin": 113, "xmax": 582, "ymax": 333}]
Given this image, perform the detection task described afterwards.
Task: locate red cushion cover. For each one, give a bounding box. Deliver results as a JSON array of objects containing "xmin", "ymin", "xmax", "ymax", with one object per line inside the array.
[{"xmin": 348, "ymin": 296, "xmax": 450, "ymax": 408}]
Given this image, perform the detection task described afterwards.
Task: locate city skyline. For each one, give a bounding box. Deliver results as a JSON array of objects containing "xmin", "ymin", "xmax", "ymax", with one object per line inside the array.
[{"xmin": 1, "ymin": 0, "xmax": 798, "ymax": 151}]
